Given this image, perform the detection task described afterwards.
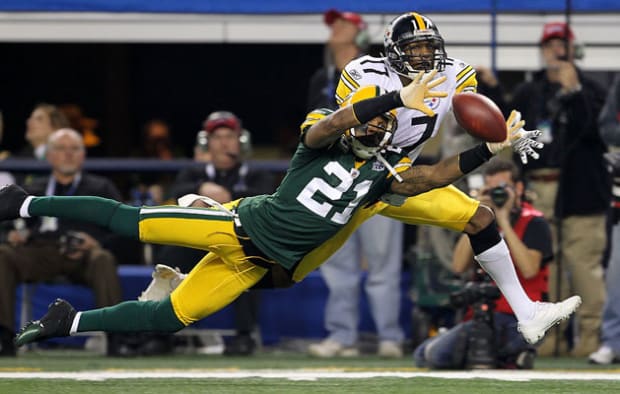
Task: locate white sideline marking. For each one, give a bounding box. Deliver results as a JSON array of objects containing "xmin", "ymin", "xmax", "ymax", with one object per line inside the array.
[{"xmin": 0, "ymin": 370, "xmax": 619, "ymax": 381}]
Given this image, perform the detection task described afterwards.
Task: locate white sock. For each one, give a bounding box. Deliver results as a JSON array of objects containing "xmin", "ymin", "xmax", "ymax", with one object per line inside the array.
[
  {"xmin": 19, "ymin": 196, "xmax": 34, "ymax": 218},
  {"xmin": 69, "ymin": 311, "xmax": 82, "ymax": 335},
  {"xmin": 475, "ymin": 240, "xmax": 536, "ymax": 321}
]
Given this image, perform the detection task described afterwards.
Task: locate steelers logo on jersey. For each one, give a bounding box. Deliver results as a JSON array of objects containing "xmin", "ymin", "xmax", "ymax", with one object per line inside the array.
[{"xmin": 424, "ymin": 97, "xmax": 442, "ymax": 111}]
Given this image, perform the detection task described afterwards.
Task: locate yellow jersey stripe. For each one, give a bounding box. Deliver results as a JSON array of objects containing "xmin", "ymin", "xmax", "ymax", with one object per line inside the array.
[
  {"xmin": 336, "ymin": 78, "xmax": 355, "ymax": 105},
  {"xmin": 456, "ymin": 71, "xmax": 478, "ymax": 93},
  {"xmin": 342, "ymin": 69, "xmax": 360, "ymax": 89},
  {"xmin": 456, "ymin": 65, "xmax": 473, "ymax": 81}
]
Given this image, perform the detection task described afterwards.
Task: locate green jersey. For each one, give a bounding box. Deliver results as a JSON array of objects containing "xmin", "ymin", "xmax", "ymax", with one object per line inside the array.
[{"xmin": 238, "ymin": 140, "xmax": 411, "ymax": 270}]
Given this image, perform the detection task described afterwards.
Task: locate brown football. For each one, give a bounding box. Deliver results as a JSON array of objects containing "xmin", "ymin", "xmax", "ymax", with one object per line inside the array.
[{"xmin": 452, "ymin": 92, "xmax": 507, "ymax": 142}]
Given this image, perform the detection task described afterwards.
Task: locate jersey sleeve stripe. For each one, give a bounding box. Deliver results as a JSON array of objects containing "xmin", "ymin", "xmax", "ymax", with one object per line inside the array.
[
  {"xmin": 300, "ymin": 109, "xmax": 331, "ymax": 134},
  {"xmin": 342, "ymin": 69, "xmax": 360, "ymax": 89},
  {"xmin": 455, "ymin": 69, "xmax": 477, "ymax": 92},
  {"xmin": 336, "ymin": 73, "xmax": 358, "ymax": 106},
  {"xmin": 456, "ymin": 65, "xmax": 473, "ymax": 80}
]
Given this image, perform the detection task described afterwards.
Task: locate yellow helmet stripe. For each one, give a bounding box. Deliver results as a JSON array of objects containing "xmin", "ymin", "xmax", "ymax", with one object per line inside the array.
[{"xmin": 412, "ymin": 13, "xmax": 427, "ymax": 30}]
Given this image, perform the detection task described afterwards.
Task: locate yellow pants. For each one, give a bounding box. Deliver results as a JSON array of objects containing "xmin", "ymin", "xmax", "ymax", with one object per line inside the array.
[
  {"xmin": 293, "ymin": 185, "xmax": 479, "ymax": 281},
  {"xmin": 137, "ymin": 200, "xmax": 268, "ymax": 325}
]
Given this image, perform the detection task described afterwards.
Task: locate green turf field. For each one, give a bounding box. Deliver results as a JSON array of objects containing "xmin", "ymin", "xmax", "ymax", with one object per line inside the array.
[{"xmin": 0, "ymin": 350, "xmax": 618, "ymax": 394}]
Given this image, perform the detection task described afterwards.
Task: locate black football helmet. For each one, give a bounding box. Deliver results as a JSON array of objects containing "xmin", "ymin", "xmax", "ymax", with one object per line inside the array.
[{"xmin": 384, "ymin": 12, "xmax": 447, "ymax": 75}]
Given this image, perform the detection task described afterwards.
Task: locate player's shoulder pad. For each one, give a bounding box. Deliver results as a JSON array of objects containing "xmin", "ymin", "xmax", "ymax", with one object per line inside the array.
[
  {"xmin": 299, "ymin": 108, "xmax": 334, "ymax": 134},
  {"xmin": 337, "ymin": 55, "xmax": 389, "ymax": 106},
  {"xmin": 446, "ymin": 57, "xmax": 478, "ymax": 94}
]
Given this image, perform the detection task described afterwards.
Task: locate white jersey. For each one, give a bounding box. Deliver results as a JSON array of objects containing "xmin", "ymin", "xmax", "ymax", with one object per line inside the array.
[{"xmin": 336, "ymin": 55, "xmax": 478, "ymax": 161}]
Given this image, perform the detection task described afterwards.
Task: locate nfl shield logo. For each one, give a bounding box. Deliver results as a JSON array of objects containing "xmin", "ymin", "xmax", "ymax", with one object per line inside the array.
[{"xmin": 372, "ymin": 161, "xmax": 385, "ymax": 171}]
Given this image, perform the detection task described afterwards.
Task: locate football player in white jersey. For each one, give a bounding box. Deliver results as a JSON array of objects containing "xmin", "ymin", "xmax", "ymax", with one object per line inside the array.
[{"xmin": 296, "ymin": 12, "xmax": 579, "ymax": 346}]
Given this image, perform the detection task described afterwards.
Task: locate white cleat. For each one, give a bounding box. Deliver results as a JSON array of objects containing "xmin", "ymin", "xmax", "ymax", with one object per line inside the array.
[
  {"xmin": 138, "ymin": 264, "xmax": 187, "ymax": 301},
  {"xmin": 518, "ymin": 295, "xmax": 582, "ymax": 345},
  {"xmin": 307, "ymin": 339, "xmax": 359, "ymax": 358},
  {"xmin": 589, "ymin": 345, "xmax": 618, "ymax": 365}
]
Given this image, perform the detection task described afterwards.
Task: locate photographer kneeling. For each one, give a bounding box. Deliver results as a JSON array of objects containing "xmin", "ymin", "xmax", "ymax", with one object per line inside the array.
[{"xmin": 413, "ymin": 159, "xmax": 553, "ymax": 369}]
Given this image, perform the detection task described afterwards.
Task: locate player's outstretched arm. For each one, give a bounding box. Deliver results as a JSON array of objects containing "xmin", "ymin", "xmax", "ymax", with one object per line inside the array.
[
  {"xmin": 304, "ymin": 70, "xmax": 447, "ymax": 149},
  {"xmin": 391, "ymin": 155, "xmax": 463, "ymax": 197},
  {"xmin": 391, "ymin": 110, "xmax": 544, "ymax": 196}
]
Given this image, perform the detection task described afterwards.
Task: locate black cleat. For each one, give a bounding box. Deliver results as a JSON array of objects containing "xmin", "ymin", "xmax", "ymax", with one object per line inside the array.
[
  {"xmin": 0, "ymin": 184, "xmax": 29, "ymax": 221},
  {"xmin": 223, "ymin": 334, "xmax": 256, "ymax": 356},
  {"xmin": 15, "ymin": 299, "xmax": 76, "ymax": 347}
]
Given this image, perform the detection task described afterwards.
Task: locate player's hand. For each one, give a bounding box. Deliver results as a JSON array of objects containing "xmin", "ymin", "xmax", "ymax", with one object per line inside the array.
[
  {"xmin": 399, "ymin": 69, "xmax": 447, "ymax": 117},
  {"xmin": 486, "ymin": 110, "xmax": 544, "ymax": 164}
]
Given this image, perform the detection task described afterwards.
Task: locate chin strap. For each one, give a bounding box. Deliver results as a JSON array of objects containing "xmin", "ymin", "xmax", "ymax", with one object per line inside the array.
[{"xmin": 375, "ymin": 151, "xmax": 404, "ymax": 183}]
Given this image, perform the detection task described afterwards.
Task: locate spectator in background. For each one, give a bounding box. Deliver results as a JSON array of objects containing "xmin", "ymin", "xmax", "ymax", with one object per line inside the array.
[
  {"xmin": 18, "ymin": 103, "xmax": 69, "ymax": 160},
  {"xmin": 474, "ymin": 66, "xmax": 508, "ymax": 117},
  {"xmin": 590, "ymin": 74, "xmax": 620, "ymax": 364},
  {"xmin": 414, "ymin": 159, "xmax": 552, "ymax": 369},
  {"xmin": 157, "ymin": 111, "xmax": 276, "ymax": 355},
  {"xmin": 306, "ymin": 10, "xmax": 405, "ymax": 359},
  {"xmin": 0, "ymin": 111, "xmax": 14, "ymax": 186},
  {"xmin": 59, "ymin": 104, "xmax": 103, "ymax": 156},
  {"xmin": 306, "ymin": 9, "xmax": 369, "ymax": 110},
  {"xmin": 0, "ymin": 129, "xmax": 124, "ymax": 357},
  {"xmin": 509, "ymin": 22, "xmax": 610, "ymax": 357},
  {"xmin": 139, "ymin": 119, "xmax": 181, "ymax": 161},
  {"xmin": 131, "ymin": 119, "xmax": 182, "ymax": 208}
]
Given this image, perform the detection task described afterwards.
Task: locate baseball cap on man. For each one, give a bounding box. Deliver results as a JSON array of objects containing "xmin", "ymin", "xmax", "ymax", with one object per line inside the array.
[
  {"xmin": 324, "ymin": 9, "xmax": 367, "ymax": 31},
  {"xmin": 540, "ymin": 22, "xmax": 575, "ymax": 44},
  {"xmin": 203, "ymin": 111, "xmax": 241, "ymax": 134}
]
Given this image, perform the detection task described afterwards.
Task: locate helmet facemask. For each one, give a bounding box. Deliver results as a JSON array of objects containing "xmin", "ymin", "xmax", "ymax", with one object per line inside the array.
[
  {"xmin": 392, "ymin": 36, "xmax": 447, "ymax": 75},
  {"xmin": 347, "ymin": 113, "xmax": 397, "ymax": 159}
]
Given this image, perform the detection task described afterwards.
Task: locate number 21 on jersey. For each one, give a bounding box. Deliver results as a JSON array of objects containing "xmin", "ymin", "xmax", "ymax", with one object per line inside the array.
[{"xmin": 296, "ymin": 161, "xmax": 372, "ymax": 225}]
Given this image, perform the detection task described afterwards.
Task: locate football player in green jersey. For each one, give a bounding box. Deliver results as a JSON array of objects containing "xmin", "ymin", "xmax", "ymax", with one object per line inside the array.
[{"xmin": 5, "ymin": 70, "xmax": 575, "ymax": 348}]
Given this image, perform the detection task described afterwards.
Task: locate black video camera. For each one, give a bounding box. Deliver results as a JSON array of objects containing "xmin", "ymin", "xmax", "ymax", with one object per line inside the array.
[
  {"xmin": 487, "ymin": 183, "xmax": 509, "ymax": 208},
  {"xmin": 449, "ymin": 281, "xmax": 501, "ymax": 309},
  {"xmin": 450, "ymin": 270, "xmax": 501, "ymax": 369}
]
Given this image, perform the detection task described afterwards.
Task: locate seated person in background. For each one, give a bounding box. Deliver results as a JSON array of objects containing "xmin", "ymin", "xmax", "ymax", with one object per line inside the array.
[
  {"xmin": 0, "ymin": 110, "xmax": 14, "ymax": 186},
  {"xmin": 17, "ymin": 103, "xmax": 70, "ymax": 160},
  {"xmin": 157, "ymin": 111, "xmax": 276, "ymax": 355},
  {"xmin": 0, "ymin": 129, "xmax": 124, "ymax": 357},
  {"xmin": 414, "ymin": 159, "xmax": 553, "ymax": 369}
]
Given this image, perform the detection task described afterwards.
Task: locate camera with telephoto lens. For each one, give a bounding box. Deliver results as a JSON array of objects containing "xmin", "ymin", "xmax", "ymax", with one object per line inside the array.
[
  {"xmin": 487, "ymin": 183, "xmax": 509, "ymax": 208},
  {"xmin": 59, "ymin": 231, "xmax": 86, "ymax": 255},
  {"xmin": 450, "ymin": 269, "xmax": 501, "ymax": 369}
]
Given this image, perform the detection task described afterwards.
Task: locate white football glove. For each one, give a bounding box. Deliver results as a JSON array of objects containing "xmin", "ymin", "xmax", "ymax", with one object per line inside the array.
[
  {"xmin": 138, "ymin": 264, "xmax": 187, "ymax": 301},
  {"xmin": 486, "ymin": 110, "xmax": 544, "ymax": 164}
]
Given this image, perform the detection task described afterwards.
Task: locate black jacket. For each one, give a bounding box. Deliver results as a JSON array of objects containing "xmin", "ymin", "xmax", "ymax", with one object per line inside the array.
[
  {"xmin": 306, "ymin": 67, "xmax": 341, "ymax": 112},
  {"xmin": 23, "ymin": 173, "xmax": 122, "ymax": 245},
  {"xmin": 169, "ymin": 162, "xmax": 276, "ymax": 201},
  {"xmin": 510, "ymin": 68, "xmax": 610, "ymax": 217}
]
